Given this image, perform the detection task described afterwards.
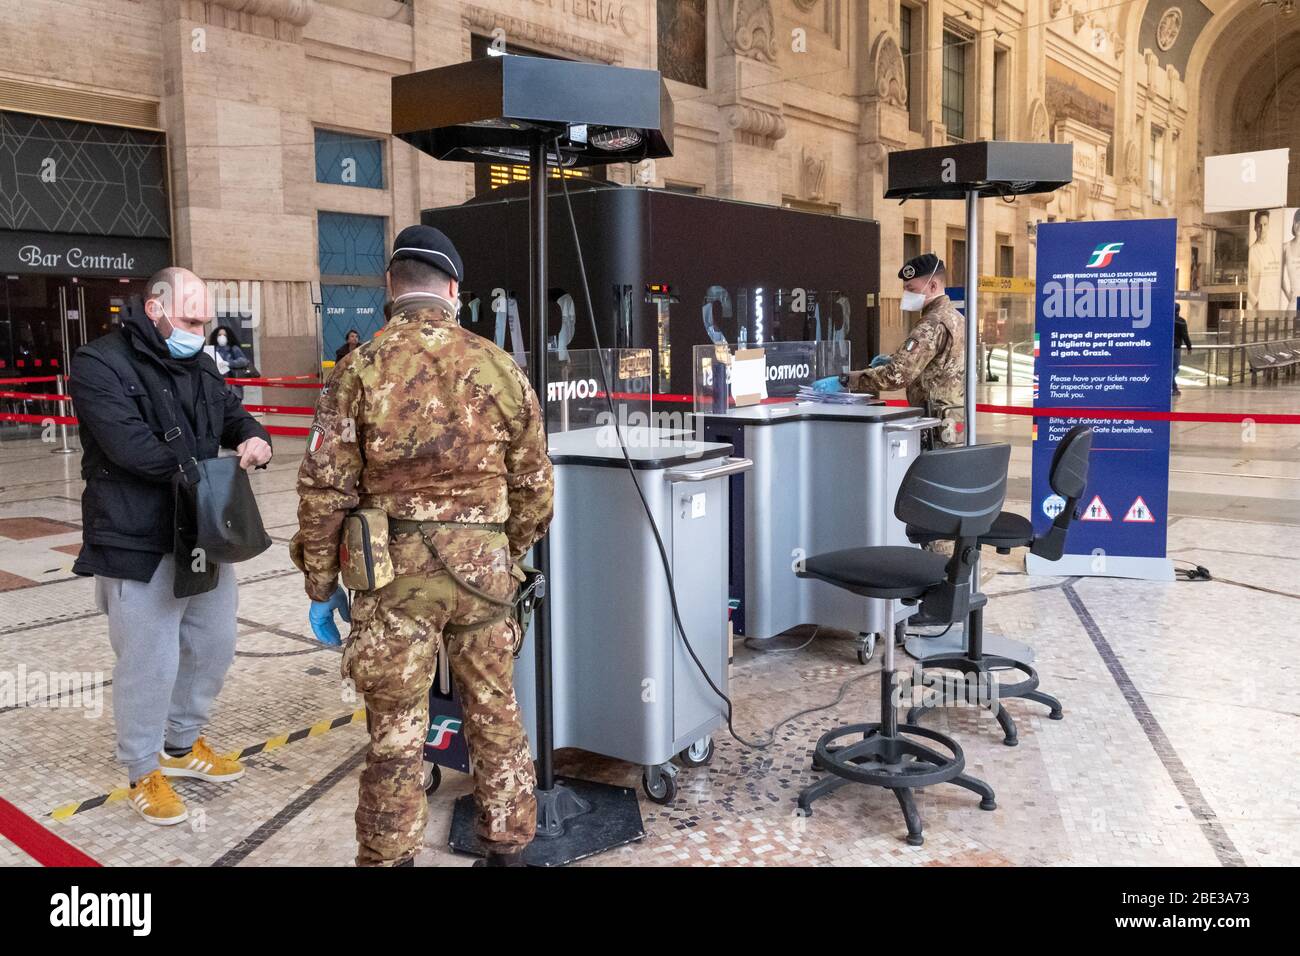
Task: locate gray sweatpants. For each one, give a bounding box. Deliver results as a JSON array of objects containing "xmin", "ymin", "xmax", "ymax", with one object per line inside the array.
[{"xmin": 95, "ymin": 559, "xmax": 239, "ymax": 783}]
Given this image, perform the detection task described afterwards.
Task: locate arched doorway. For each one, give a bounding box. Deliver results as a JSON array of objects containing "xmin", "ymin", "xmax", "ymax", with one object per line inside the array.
[{"xmin": 1179, "ymin": 0, "xmax": 1300, "ymax": 321}]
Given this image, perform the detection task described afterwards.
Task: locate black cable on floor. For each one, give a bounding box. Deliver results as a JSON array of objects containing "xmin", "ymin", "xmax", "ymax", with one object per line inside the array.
[
  {"xmin": 742, "ymin": 626, "xmax": 832, "ymax": 654},
  {"xmin": 1172, "ymin": 558, "xmax": 1213, "ymax": 582}
]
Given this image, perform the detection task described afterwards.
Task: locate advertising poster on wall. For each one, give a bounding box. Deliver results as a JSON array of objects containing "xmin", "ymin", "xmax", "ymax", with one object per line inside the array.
[
  {"xmin": 1275, "ymin": 209, "xmax": 1300, "ymax": 312},
  {"xmin": 1244, "ymin": 207, "xmax": 1300, "ymax": 312},
  {"xmin": 1027, "ymin": 219, "xmax": 1177, "ymax": 581}
]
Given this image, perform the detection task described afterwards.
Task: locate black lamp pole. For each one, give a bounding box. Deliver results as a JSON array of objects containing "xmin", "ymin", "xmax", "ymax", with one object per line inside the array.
[
  {"xmin": 527, "ymin": 140, "xmax": 555, "ymax": 793},
  {"xmin": 410, "ymin": 57, "xmax": 671, "ymax": 860}
]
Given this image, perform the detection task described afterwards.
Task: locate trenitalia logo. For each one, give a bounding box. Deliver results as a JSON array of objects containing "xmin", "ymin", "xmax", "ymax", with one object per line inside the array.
[
  {"xmin": 428, "ymin": 715, "xmax": 462, "ymax": 750},
  {"xmin": 1086, "ymin": 242, "xmax": 1124, "ymax": 268}
]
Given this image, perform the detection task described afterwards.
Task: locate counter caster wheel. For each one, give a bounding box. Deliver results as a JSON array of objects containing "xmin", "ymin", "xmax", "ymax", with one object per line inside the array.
[
  {"xmin": 856, "ymin": 633, "xmax": 877, "ymax": 665},
  {"xmin": 677, "ymin": 736, "xmax": 715, "ymax": 768},
  {"xmin": 422, "ymin": 761, "xmax": 441, "ymax": 795},
  {"xmin": 642, "ymin": 764, "xmax": 678, "ymax": 805}
]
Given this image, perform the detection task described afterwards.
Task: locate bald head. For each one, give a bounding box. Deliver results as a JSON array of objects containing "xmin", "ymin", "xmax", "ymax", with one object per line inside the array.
[{"xmin": 145, "ymin": 267, "xmax": 211, "ymax": 339}]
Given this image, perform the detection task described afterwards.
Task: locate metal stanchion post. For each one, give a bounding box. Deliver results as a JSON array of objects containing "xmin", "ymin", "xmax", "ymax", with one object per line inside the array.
[
  {"xmin": 51, "ymin": 374, "xmax": 75, "ymax": 455},
  {"xmin": 965, "ymin": 190, "xmax": 979, "ymax": 446},
  {"xmin": 1005, "ymin": 342, "xmax": 1013, "ymax": 406}
]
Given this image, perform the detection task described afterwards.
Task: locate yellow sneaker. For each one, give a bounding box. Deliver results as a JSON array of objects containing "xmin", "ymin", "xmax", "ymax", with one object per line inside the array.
[
  {"xmin": 128, "ymin": 770, "xmax": 189, "ymax": 827},
  {"xmin": 158, "ymin": 737, "xmax": 245, "ymax": 783}
]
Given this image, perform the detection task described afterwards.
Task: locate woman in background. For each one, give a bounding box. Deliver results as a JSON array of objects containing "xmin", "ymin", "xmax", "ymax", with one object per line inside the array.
[
  {"xmin": 210, "ymin": 325, "xmax": 252, "ymax": 401},
  {"xmin": 335, "ymin": 328, "xmax": 361, "ymax": 363}
]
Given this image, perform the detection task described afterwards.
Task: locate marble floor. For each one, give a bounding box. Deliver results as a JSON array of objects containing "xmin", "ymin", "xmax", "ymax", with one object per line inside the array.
[{"xmin": 1, "ymin": 381, "xmax": 1297, "ymax": 867}]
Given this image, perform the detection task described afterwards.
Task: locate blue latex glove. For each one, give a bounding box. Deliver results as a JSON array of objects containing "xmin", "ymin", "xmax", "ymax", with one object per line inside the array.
[
  {"xmin": 869, "ymin": 353, "xmax": 891, "ymax": 368},
  {"xmin": 309, "ymin": 587, "xmax": 351, "ymax": 646},
  {"xmin": 812, "ymin": 376, "xmax": 844, "ymax": 394}
]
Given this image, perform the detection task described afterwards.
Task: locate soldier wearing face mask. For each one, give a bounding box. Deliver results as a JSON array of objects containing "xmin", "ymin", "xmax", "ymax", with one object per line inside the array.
[
  {"xmin": 293, "ymin": 224, "xmax": 553, "ymax": 867},
  {"xmin": 815, "ymin": 253, "xmax": 965, "ymax": 446}
]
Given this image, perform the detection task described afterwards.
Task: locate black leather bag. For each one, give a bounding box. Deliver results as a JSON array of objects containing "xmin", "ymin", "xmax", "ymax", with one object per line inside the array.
[
  {"xmin": 174, "ymin": 455, "xmax": 272, "ymax": 564},
  {"xmin": 137, "ymin": 360, "xmax": 272, "ymax": 583}
]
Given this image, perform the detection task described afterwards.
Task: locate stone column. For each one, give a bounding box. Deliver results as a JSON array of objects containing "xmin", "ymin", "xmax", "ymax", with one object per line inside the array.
[
  {"xmin": 977, "ymin": 5, "xmax": 996, "ymax": 142},
  {"xmin": 160, "ymin": 0, "xmax": 319, "ymax": 375},
  {"xmin": 713, "ymin": 0, "xmax": 785, "ymax": 204},
  {"xmin": 857, "ymin": 8, "xmax": 912, "ymax": 354}
]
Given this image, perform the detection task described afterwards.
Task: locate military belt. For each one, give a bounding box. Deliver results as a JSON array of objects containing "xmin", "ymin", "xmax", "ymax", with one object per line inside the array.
[{"xmin": 389, "ymin": 518, "xmax": 506, "ymax": 535}]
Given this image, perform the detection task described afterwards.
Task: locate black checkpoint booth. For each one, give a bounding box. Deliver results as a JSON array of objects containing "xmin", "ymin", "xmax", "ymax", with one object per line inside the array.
[
  {"xmin": 422, "ymin": 182, "xmax": 880, "ymax": 401},
  {"xmin": 392, "ymin": 56, "xmax": 689, "ymax": 865}
]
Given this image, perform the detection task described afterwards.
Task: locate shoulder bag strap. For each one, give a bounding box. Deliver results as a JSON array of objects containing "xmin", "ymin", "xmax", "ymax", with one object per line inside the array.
[{"xmin": 134, "ymin": 359, "xmax": 201, "ymax": 487}]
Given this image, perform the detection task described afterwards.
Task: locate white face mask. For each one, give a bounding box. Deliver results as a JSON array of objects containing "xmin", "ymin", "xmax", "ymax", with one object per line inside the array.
[
  {"xmin": 900, "ymin": 290, "xmax": 927, "ymax": 312},
  {"xmin": 900, "ymin": 263, "xmax": 940, "ymax": 312},
  {"xmin": 216, "ymin": 335, "xmax": 228, "ymax": 346}
]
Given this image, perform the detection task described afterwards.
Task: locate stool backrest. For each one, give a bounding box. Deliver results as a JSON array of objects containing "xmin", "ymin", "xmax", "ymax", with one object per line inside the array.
[
  {"xmin": 895, "ymin": 443, "xmax": 1011, "ymax": 624},
  {"xmin": 1032, "ymin": 425, "xmax": 1094, "ymax": 561},
  {"xmin": 894, "ymin": 443, "xmax": 1010, "ymax": 539}
]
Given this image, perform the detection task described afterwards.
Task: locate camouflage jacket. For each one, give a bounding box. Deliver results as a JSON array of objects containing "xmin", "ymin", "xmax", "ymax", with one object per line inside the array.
[
  {"xmin": 847, "ymin": 294, "xmax": 965, "ymax": 412},
  {"xmin": 291, "ymin": 305, "xmax": 554, "ymax": 602}
]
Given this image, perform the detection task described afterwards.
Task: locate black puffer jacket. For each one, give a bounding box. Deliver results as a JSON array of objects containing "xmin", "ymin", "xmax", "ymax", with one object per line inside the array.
[{"xmin": 69, "ymin": 310, "xmax": 269, "ymax": 554}]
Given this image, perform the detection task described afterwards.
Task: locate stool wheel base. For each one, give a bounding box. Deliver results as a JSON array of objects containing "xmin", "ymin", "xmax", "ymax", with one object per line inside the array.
[
  {"xmin": 905, "ymin": 656, "xmax": 1063, "ymax": 744},
  {"xmin": 797, "ymin": 722, "xmax": 996, "ymax": 847}
]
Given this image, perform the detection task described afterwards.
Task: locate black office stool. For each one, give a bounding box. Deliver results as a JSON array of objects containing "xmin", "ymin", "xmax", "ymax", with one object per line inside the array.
[
  {"xmin": 795, "ymin": 442, "xmax": 1011, "ymax": 846},
  {"xmin": 905, "ymin": 426, "xmax": 1093, "ymax": 745}
]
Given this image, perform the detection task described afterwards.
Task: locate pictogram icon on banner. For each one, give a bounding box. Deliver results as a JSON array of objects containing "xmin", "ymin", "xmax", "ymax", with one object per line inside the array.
[
  {"xmin": 1123, "ymin": 496, "xmax": 1155, "ymax": 523},
  {"xmin": 1080, "ymin": 495, "xmax": 1111, "ymax": 521}
]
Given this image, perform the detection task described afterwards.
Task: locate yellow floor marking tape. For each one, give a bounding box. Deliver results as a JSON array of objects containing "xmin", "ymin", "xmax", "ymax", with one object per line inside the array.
[{"xmin": 49, "ymin": 707, "xmax": 366, "ymax": 820}]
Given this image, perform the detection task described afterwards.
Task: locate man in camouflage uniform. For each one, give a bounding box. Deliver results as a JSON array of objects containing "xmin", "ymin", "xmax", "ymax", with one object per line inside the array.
[
  {"xmin": 844, "ymin": 253, "xmax": 965, "ymax": 447},
  {"xmin": 291, "ymin": 225, "xmax": 553, "ymax": 867}
]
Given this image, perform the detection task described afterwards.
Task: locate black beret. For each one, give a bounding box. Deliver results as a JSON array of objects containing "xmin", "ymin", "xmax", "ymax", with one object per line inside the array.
[
  {"xmin": 390, "ymin": 224, "xmax": 463, "ymax": 283},
  {"xmin": 898, "ymin": 253, "xmax": 944, "ymax": 282}
]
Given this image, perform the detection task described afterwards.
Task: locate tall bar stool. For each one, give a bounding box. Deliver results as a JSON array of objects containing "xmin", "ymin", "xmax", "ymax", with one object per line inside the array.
[
  {"xmin": 904, "ymin": 426, "xmax": 1094, "ymax": 745},
  {"xmin": 795, "ymin": 442, "xmax": 1011, "ymax": 846}
]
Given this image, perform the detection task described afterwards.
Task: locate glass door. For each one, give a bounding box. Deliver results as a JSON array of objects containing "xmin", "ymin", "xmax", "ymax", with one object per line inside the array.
[
  {"xmin": 58, "ymin": 283, "xmax": 89, "ymax": 372},
  {"xmin": 0, "ymin": 276, "xmax": 129, "ymax": 380},
  {"xmin": 1, "ymin": 277, "xmax": 67, "ymax": 379}
]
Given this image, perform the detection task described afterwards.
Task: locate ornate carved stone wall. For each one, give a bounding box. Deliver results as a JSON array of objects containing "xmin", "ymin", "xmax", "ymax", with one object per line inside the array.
[{"xmin": 0, "ymin": 0, "xmax": 1266, "ymax": 369}]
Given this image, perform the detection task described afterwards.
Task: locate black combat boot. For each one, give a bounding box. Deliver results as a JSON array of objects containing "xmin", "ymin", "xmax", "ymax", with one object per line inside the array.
[{"xmin": 472, "ymin": 848, "xmax": 527, "ymax": 867}]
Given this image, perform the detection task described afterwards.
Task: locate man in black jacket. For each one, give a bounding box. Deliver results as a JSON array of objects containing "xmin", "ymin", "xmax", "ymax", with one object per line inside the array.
[
  {"xmin": 1173, "ymin": 303, "xmax": 1193, "ymax": 396},
  {"xmin": 70, "ymin": 267, "xmax": 272, "ymax": 827}
]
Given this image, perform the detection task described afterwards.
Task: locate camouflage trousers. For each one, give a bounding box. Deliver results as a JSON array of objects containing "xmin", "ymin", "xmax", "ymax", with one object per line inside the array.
[{"xmin": 342, "ymin": 571, "xmax": 536, "ymax": 866}]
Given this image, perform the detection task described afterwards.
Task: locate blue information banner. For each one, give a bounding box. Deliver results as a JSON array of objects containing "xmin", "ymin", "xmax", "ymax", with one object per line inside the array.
[{"xmin": 1028, "ymin": 219, "xmax": 1177, "ymax": 581}]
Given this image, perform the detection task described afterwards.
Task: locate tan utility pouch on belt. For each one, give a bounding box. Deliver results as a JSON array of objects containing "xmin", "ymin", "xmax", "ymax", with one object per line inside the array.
[{"xmin": 340, "ymin": 508, "xmax": 395, "ymax": 592}]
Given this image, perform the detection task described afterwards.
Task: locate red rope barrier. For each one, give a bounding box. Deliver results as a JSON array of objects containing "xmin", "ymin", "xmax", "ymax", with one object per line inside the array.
[
  {"xmin": 0, "ymin": 391, "xmax": 72, "ymax": 402},
  {"xmin": 244, "ymin": 404, "xmax": 316, "ymax": 416},
  {"xmin": 228, "ymin": 378, "xmax": 323, "ymax": 388},
  {"xmin": 974, "ymin": 403, "xmax": 1300, "ymax": 425},
  {"xmin": 662, "ymin": 394, "xmax": 1300, "ymax": 426},
  {"xmin": 0, "ymin": 796, "xmax": 100, "ymax": 868},
  {"xmin": 0, "ymin": 412, "xmax": 78, "ymax": 425},
  {"xmin": 240, "ymin": 374, "xmax": 318, "ymax": 381},
  {"xmin": 7, "ymin": 388, "xmax": 1297, "ymax": 439}
]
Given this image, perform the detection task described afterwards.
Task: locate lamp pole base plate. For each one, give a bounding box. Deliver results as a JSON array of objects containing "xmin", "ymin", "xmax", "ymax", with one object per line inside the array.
[{"xmin": 448, "ymin": 776, "xmax": 645, "ymax": 867}]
